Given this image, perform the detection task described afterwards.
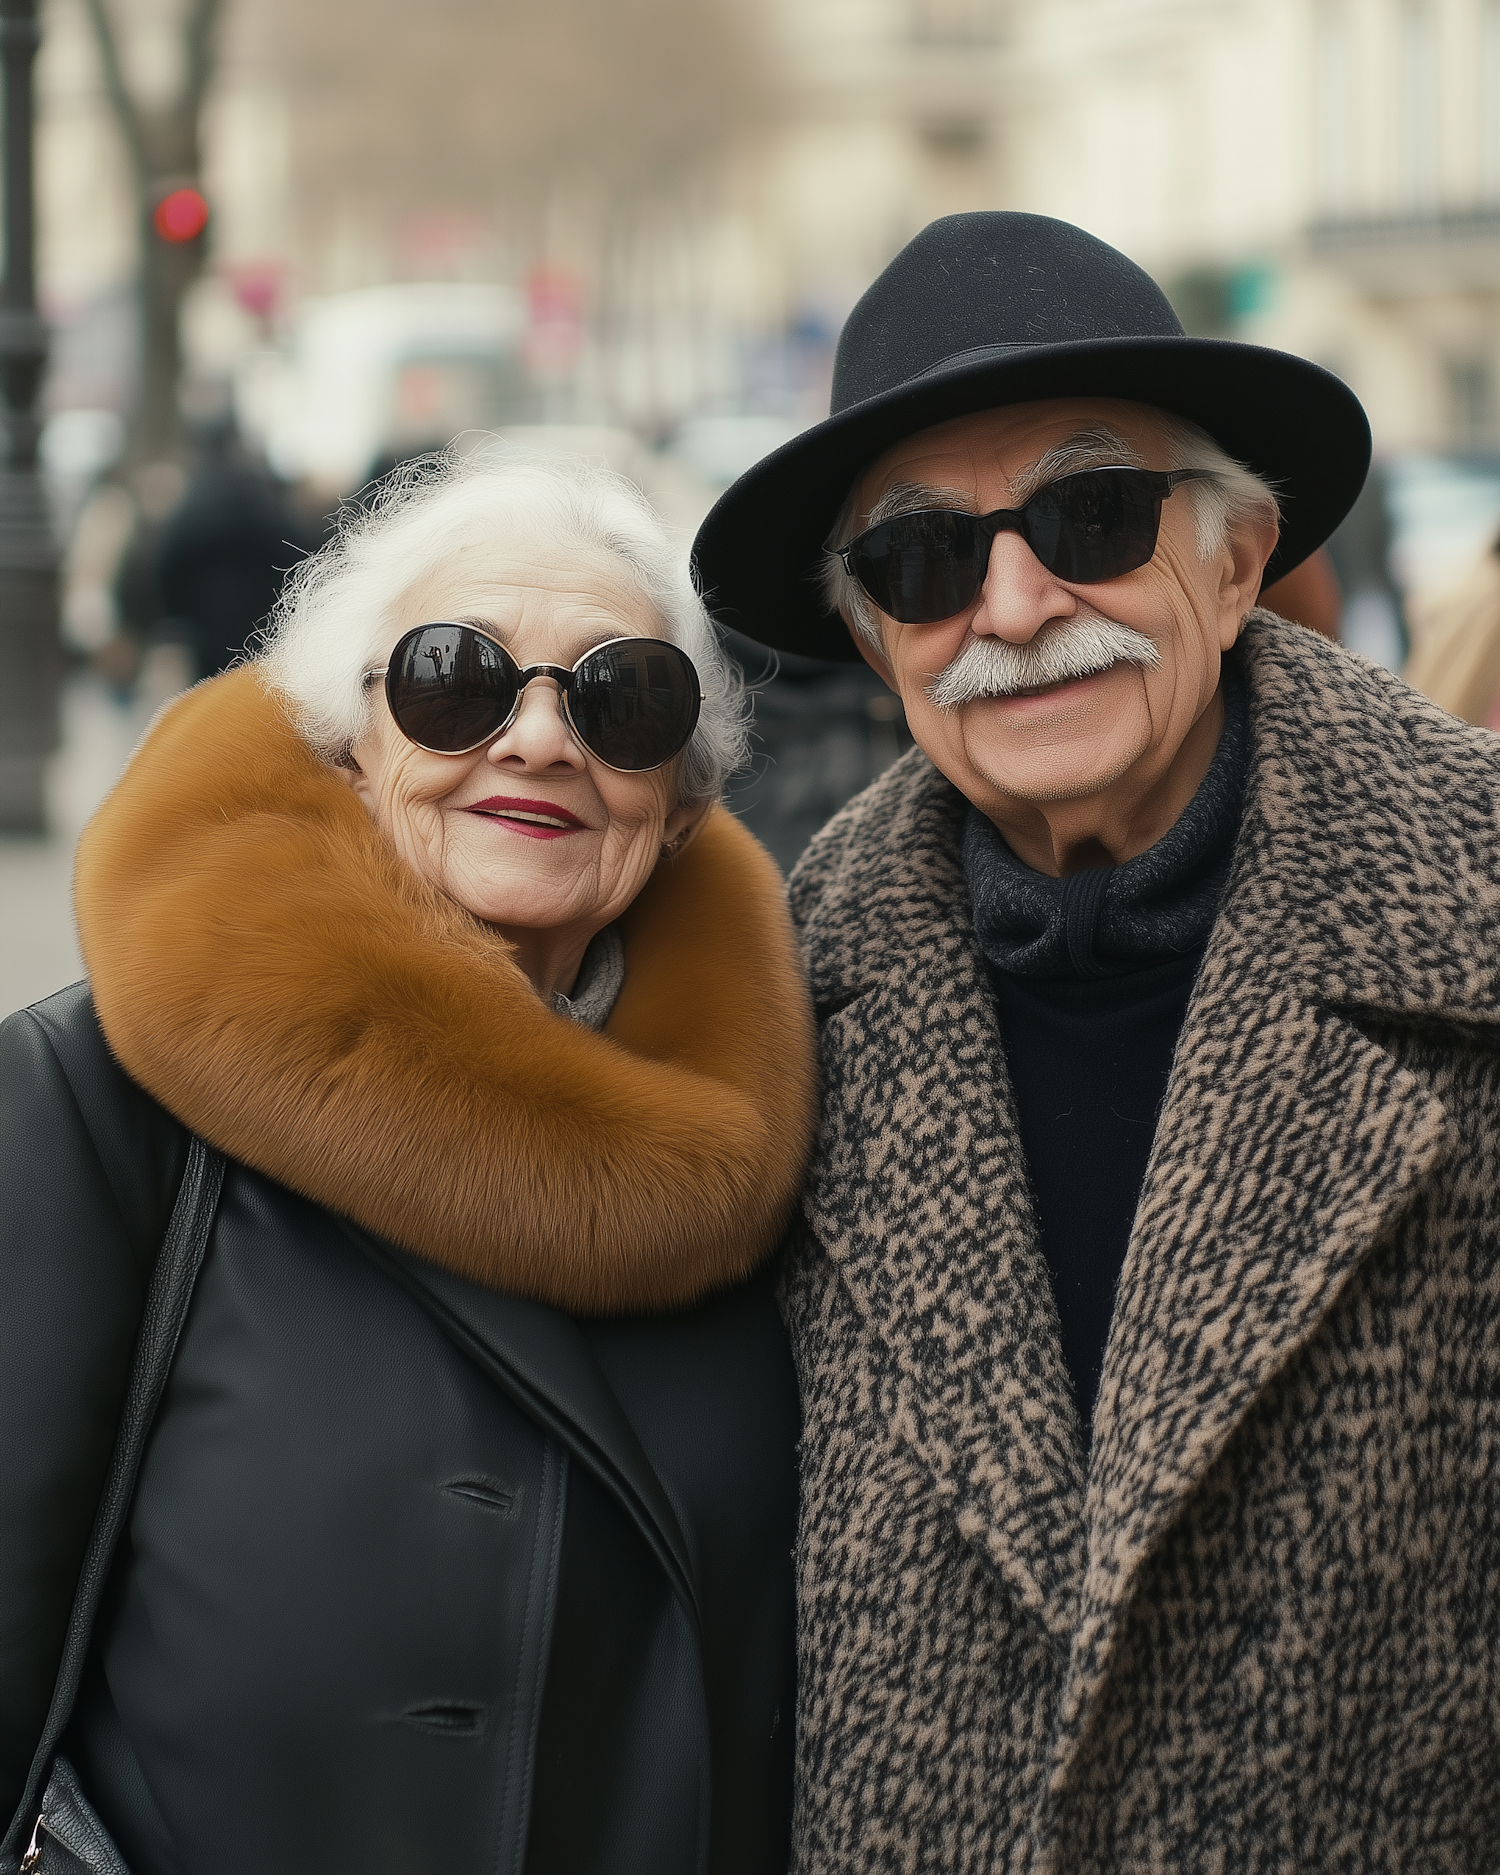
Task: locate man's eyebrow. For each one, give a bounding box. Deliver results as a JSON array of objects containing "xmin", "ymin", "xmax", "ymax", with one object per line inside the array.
[
  {"xmin": 861, "ymin": 427, "xmax": 1145, "ymax": 530},
  {"xmin": 864, "ymin": 480, "xmax": 978, "ymax": 527},
  {"xmin": 1007, "ymin": 427, "xmax": 1144, "ymax": 504}
]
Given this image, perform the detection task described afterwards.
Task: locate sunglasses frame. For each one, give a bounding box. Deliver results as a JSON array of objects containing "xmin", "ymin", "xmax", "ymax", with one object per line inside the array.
[
  {"xmin": 834, "ymin": 465, "xmax": 1217, "ymax": 626},
  {"xmin": 367, "ymin": 624, "xmax": 702, "ymax": 772}
]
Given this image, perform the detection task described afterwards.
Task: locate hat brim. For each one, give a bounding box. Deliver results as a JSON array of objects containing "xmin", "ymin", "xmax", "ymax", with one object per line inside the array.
[{"xmin": 691, "ymin": 335, "xmax": 1372, "ymax": 662}]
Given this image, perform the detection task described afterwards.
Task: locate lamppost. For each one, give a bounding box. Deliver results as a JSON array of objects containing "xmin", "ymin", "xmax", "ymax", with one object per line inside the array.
[{"xmin": 0, "ymin": 0, "xmax": 61, "ymax": 834}]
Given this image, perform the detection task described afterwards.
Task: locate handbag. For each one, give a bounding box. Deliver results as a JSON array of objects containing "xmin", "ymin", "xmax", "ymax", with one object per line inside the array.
[{"xmin": 1, "ymin": 1137, "xmax": 226, "ymax": 1875}]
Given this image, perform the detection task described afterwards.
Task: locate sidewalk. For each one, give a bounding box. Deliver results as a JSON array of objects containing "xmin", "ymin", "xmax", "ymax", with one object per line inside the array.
[{"xmin": 0, "ymin": 677, "xmax": 159, "ymax": 1021}]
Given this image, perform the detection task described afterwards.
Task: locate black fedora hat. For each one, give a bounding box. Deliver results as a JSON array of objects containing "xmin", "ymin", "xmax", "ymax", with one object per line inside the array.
[{"xmin": 692, "ymin": 212, "xmax": 1372, "ymax": 662}]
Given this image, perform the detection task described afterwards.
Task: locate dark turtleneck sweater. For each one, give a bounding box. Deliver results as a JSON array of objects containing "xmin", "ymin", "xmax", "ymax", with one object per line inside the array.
[{"xmin": 962, "ymin": 661, "xmax": 1249, "ymax": 1432}]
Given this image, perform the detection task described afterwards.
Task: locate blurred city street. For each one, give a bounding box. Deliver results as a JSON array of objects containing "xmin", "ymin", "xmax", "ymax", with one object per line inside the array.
[
  {"xmin": 0, "ymin": 676, "xmax": 151, "ymax": 1019},
  {"xmin": 7, "ymin": 0, "xmax": 1500, "ymax": 1010}
]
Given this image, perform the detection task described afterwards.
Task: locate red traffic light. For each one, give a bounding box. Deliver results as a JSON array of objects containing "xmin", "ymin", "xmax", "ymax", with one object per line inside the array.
[{"xmin": 153, "ymin": 188, "xmax": 209, "ymax": 244}]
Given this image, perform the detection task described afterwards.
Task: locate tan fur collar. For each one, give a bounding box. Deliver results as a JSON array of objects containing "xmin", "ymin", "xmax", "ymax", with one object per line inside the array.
[{"xmin": 75, "ymin": 667, "xmax": 817, "ymax": 1313}]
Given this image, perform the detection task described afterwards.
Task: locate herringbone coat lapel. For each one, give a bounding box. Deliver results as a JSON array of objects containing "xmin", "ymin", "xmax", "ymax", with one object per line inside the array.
[{"xmin": 796, "ymin": 760, "xmax": 1086, "ymax": 1642}]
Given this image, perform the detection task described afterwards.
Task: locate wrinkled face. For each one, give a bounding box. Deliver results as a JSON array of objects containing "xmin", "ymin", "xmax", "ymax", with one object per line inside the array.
[
  {"xmin": 346, "ymin": 536, "xmax": 700, "ymax": 942},
  {"xmin": 847, "ymin": 397, "xmax": 1265, "ymax": 821}
]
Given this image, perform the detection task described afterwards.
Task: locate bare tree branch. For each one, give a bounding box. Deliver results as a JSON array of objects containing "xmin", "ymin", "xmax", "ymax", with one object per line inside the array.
[
  {"xmin": 79, "ymin": 0, "xmax": 148, "ymax": 190},
  {"xmin": 182, "ymin": 0, "xmax": 224, "ymax": 116}
]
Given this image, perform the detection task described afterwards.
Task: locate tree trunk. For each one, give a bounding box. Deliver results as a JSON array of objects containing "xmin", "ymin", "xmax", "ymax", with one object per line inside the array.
[{"xmin": 81, "ymin": 0, "xmax": 222, "ymax": 466}]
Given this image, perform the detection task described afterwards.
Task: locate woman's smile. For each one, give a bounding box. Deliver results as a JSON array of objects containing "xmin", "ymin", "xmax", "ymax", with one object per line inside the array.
[
  {"xmin": 344, "ymin": 531, "xmax": 715, "ymax": 999},
  {"xmin": 465, "ymin": 794, "xmax": 589, "ymax": 840}
]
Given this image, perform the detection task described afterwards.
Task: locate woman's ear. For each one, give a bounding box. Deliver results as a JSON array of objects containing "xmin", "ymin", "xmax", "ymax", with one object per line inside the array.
[
  {"xmin": 336, "ymin": 744, "xmax": 377, "ymax": 813},
  {"xmin": 659, "ymin": 797, "xmax": 714, "ymax": 862}
]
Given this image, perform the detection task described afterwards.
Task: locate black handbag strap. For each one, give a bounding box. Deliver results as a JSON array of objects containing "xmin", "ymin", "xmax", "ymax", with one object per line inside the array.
[{"xmin": 1, "ymin": 1136, "xmax": 226, "ymax": 1872}]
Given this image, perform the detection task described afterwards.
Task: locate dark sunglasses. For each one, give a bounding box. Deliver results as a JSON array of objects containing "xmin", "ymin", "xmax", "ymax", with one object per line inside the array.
[
  {"xmin": 369, "ymin": 624, "xmax": 702, "ymax": 771},
  {"xmin": 834, "ymin": 465, "xmax": 1216, "ymax": 626}
]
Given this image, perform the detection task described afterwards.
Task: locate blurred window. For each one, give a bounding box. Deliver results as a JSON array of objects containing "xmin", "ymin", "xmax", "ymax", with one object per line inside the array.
[
  {"xmin": 1382, "ymin": 454, "xmax": 1500, "ymax": 595},
  {"xmin": 1448, "ymin": 357, "xmax": 1493, "ymax": 450},
  {"xmin": 1397, "ymin": 0, "xmax": 1440, "ymax": 215},
  {"xmin": 388, "ymin": 353, "xmax": 529, "ymax": 450},
  {"xmin": 1483, "ymin": 0, "xmax": 1500, "ymax": 201},
  {"xmin": 1315, "ymin": 0, "xmax": 1354, "ymax": 217},
  {"xmin": 908, "ymin": 0, "xmax": 1001, "ymax": 45}
]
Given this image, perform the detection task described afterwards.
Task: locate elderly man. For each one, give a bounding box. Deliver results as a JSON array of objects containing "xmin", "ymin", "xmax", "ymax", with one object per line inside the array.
[{"xmin": 694, "ymin": 213, "xmax": 1500, "ymax": 1871}]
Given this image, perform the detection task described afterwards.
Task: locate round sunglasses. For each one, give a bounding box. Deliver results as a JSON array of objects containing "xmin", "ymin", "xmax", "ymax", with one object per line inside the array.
[
  {"xmin": 834, "ymin": 465, "xmax": 1216, "ymax": 626},
  {"xmin": 368, "ymin": 624, "xmax": 702, "ymax": 772}
]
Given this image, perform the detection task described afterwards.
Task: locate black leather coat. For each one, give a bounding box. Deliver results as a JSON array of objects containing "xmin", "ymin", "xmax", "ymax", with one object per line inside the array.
[{"xmin": 0, "ymin": 987, "xmax": 798, "ymax": 1875}]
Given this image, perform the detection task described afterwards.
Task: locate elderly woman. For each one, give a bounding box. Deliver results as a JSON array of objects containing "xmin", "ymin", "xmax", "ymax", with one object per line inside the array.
[{"xmin": 0, "ymin": 453, "xmax": 816, "ymax": 1875}]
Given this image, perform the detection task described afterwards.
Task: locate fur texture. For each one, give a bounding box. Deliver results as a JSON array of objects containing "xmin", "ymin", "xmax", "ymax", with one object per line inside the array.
[
  {"xmin": 74, "ymin": 666, "xmax": 816, "ymax": 1313},
  {"xmin": 783, "ymin": 613, "xmax": 1500, "ymax": 1871}
]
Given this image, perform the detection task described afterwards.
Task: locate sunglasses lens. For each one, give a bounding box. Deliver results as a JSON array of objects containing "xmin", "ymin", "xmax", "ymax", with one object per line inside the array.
[
  {"xmin": 848, "ymin": 510, "xmax": 985, "ymax": 625},
  {"xmin": 386, "ymin": 625, "xmax": 518, "ymax": 753},
  {"xmin": 845, "ymin": 471, "xmax": 1168, "ymax": 623},
  {"xmin": 1032, "ymin": 470, "xmax": 1162, "ymax": 583},
  {"xmin": 568, "ymin": 639, "xmax": 701, "ymax": 770}
]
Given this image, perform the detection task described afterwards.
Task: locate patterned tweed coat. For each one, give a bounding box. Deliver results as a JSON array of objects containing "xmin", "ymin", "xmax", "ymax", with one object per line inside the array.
[{"xmin": 783, "ymin": 613, "xmax": 1500, "ymax": 1873}]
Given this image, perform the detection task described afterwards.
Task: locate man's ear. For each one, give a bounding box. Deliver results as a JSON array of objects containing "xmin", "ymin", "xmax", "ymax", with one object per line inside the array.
[{"xmin": 1220, "ymin": 516, "xmax": 1281, "ymax": 649}]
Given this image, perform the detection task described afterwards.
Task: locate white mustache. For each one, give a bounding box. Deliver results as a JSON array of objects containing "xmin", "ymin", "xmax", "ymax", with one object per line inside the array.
[{"xmin": 924, "ymin": 616, "xmax": 1161, "ymax": 712}]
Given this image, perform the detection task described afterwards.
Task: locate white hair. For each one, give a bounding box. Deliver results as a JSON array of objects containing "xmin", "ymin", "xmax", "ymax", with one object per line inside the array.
[
  {"xmin": 257, "ymin": 446, "xmax": 749, "ymax": 806},
  {"xmin": 820, "ymin": 412, "xmax": 1282, "ymax": 649}
]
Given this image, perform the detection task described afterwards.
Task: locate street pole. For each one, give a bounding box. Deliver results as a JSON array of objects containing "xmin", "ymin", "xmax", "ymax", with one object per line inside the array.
[{"xmin": 0, "ymin": 0, "xmax": 61, "ymax": 834}]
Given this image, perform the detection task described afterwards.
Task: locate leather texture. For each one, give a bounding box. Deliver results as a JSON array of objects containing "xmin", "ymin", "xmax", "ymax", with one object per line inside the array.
[
  {"xmin": 580, "ymin": 1301, "xmax": 797, "ymax": 1875},
  {"xmin": 1, "ymin": 1137, "xmax": 222, "ymax": 1875},
  {"xmin": 0, "ymin": 999, "xmax": 187, "ymax": 1846},
  {"xmin": 1, "ymin": 986, "xmax": 798, "ymax": 1875},
  {"xmin": 25, "ymin": 1757, "xmax": 128, "ymax": 1875}
]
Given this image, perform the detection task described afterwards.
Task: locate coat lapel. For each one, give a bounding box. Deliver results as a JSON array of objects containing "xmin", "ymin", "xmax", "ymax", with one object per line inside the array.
[
  {"xmin": 795, "ymin": 614, "xmax": 1500, "ymax": 1686},
  {"xmin": 1045, "ymin": 614, "xmax": 1500, "ymax": 1786},
  {"xmin": 799, "ymin": 761, "xmax": 1086, "ymax": 1641},
  {"xmin": 1048, "ymin": 971, "xmax": 1452, "ymax": 1781}
]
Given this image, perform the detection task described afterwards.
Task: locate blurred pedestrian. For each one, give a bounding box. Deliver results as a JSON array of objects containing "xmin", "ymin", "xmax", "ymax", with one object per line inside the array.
[
  {"xmin": 155, "ymin": 416, "xmax": 317, "ymax": 680},
  {"xmin": 1403, "ymin": 529, "xmax": 1500, "ymax": 728},
  {"xmin": 725, "ymin": 630, "xmax": 911, "ymax": 872},
  {"xmin": 695, "ymin": 211, "xmax": 1500, "ymax": 1871},
  {"xmin": 1324, "ymin": 461, "xmax": 1409, "ymax": 669},
  {"xmin": 1, "ymin": 453, "xmax": 814, "ymax": 1875},
  {"xmin": 112, "ymin": 461, "xmax": 186, "ymax": 658},
  {"xmin": 1259, "ymin": 543, "xmax": 1341, "ymax": 639}
]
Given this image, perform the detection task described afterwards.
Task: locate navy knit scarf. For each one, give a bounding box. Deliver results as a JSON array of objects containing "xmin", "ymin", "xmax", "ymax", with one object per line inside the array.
[{"xmin": 961, "ymin": 658, "xmax": 1249, "ymax": 980}]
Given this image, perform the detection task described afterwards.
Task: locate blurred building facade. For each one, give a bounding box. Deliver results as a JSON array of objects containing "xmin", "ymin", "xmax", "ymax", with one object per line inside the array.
[
  {"xmin": 34, "ymin": 0, "xmax": 1500, "ymax": 468},
  {"xmin": 995, "ymin": 0, "xmax": 1500, "ymax": 463},
  {"xmin": 17, "ymin": 0, "xmax": 1500, "ymax": 899}
]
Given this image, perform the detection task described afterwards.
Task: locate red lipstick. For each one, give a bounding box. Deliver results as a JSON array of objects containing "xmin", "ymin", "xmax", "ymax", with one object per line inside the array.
[{"xmin": 465, "ymin": 796, "xmax": 588, "ymax": 841}]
